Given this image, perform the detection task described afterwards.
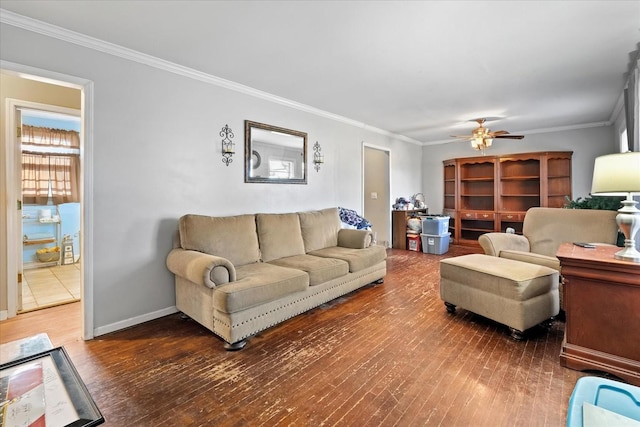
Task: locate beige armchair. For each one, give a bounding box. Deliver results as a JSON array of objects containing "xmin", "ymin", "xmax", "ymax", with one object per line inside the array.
[{"xmin": 478, "ymin": 207, "xmax": 619, "ymax": 308}]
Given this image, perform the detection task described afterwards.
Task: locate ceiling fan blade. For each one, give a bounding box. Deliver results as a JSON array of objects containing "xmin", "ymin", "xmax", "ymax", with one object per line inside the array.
[
  {"xmin": 450, "ymin": 135, "xmax": 473, "ymax": 139},
  {"xmin": 489, "ymin": 130, "xmax": 509, "ymax": 136},
  {"xmin": 494, "ymin": 134, "xmax": 525, "ymax": 140}
]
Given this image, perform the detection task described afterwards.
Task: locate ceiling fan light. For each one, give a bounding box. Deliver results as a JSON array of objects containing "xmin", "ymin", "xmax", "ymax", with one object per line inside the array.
[{"xmin": 484, "ymin": 138, "xmax": 493, "ymax": 147}]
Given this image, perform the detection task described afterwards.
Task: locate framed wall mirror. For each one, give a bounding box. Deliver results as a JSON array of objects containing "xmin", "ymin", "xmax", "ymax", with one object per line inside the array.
[{"xmin": 245, "ymin": 120, "xmax": 307, "ymax": 184}]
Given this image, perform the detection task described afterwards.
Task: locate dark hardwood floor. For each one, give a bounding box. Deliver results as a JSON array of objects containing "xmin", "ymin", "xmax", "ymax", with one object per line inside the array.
[{"xmin": 2, "ymin": 245, "xmax": 601, "ymax": 426}]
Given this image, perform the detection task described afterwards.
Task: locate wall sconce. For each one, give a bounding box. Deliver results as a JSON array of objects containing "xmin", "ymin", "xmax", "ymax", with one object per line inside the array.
[
  {"xmin": 313, "ymin": 141, "xmax": 324, "ymax": 172},
  {"xmin": 220, "ymin": 124, "xmax": 235, "ymax": 166}
]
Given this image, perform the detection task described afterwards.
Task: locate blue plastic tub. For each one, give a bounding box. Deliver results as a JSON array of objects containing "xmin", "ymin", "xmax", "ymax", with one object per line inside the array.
[
  {"xmin": 420, "ymin": 232, "xmax": 450, "ymax": 255},
  {"xmin": 421, "ymin": 216, "xmax": 449, "ymax": 235},
  {"xmin": 567, "ymin": 376, "xmax": 640, "ymax": 426}
]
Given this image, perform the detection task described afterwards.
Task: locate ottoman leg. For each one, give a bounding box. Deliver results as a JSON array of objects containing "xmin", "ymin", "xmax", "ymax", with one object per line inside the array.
[
  {"xmin": 509, "ymin": 328, "xmax": 526, "ymax": 341},
  {"xmin": 444, "ymin": 302, "xmax": 456, "ymax": 313},
  {"xmin": 540, "ymin": 318, "xmax": 555, "ymax": 330}
]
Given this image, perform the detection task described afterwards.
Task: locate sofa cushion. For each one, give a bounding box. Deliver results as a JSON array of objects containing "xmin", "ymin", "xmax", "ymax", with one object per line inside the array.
[
  {"xmin": 269, "ymin": 254, "xmax": 349, "ymax": 286},
  {"xmin": 213, "ymin": 263, "xmax": 308, "ymax": 314},
  {"xmin": 298, "ymin": 208, "xmax": 341, "ymax": 252},
  {"xmin": 523, "ymin": 208, "xmax": 618, "ymax": 257},
  {"xmin": 256, "ymin": 213, "xmax": 306, "ymax": 262},
  {"xmin": 309, "ymin": 245, "xmax": 387, "ymax": 273},
  {"xmin": 179, "ymin": 214, "xmax": 260, "ymax": 267},
  {"xmin": 500, "ymin": 250, "xmax": 561, "ymax": 271}
]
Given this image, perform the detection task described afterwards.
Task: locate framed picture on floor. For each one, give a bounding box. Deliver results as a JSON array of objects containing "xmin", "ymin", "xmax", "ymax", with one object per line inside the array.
[{"xmin": 0, "ymin": 346, "xmax": 104, "ymax": 427}]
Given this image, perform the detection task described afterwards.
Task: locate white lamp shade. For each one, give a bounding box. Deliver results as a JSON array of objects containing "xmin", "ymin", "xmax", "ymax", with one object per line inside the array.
[{"xmin": 591, "ymin": 152, "xmax": 640, "ymax": 196}]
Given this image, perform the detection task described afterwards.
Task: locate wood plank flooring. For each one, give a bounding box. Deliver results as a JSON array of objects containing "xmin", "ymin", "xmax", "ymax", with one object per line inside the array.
[{"xmin": 1, "ymin": 245, "xmax": 604, "ymax": 426}]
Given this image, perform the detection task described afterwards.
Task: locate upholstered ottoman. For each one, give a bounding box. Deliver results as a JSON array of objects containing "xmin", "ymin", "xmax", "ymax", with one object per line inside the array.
[{"xmin": 440, "ymin": 254, "xmax": 559, "ymax": 339}]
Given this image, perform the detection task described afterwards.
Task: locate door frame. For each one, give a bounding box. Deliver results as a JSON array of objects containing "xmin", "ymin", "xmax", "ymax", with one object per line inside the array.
[
  {"xmin": 2, "ymin": 60, "xmax": 95, "ymax": 340},
  {"xmin": 9, "ymin": 101, "xmax": 81, "ymax": 309},
  {"xmin": 362, "ymin": 143, "xmax": 392, "ymax": 247}
]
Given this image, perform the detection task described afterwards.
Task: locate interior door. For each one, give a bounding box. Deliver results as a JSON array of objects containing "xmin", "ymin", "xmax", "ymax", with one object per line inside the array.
[
  {"xmin": 2, "ymin": 64, "xmax": 92, "ymax": 339},
  {"xmin": 18, "ymin": 107, "xmax": 82, "ymax": 313},
  {"xmin": 363, "ymin": 145, "xmax": 391, "ymax": 247},
  {"xmin": 14, "ymin": 107, "xmax": 24, "ymax": 311}
]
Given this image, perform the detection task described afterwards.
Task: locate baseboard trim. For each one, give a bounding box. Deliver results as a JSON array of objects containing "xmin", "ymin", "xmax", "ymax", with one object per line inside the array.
[
  {"xmin": 93, "ymin": 306, "xmax": 178, "ymax": 337},
  {"xmin": 0, "ymin": 310, "xmax": 7, "ymax": 321}
]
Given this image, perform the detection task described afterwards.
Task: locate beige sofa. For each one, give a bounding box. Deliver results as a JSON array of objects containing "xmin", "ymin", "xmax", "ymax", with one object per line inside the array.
[
  {"xmin": 166, "ymin": 207, "xmax": 386, "ymax": 350},
  {"xmin": 478, "ymin": 207, "xmax": 619, "ymax": 308}
]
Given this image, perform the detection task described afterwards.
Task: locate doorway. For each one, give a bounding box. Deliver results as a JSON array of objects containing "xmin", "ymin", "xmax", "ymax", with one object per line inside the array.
[
  {"xmin": 363, "ymin": 144, "xmax": 391, "ymax": 247},
  {"xmin": 19, "ymin": 108, "xmax": 81, "ymax": 312},
  {"xmin": 1, "ymin": 63, "xmax": 94, "ymax": 340}
]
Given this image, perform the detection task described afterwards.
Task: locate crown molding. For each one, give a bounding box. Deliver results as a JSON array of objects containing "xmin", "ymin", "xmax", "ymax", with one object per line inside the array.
[
  {"xmin": 0, "ymin": 8, "xmax": 423, "ymax": 146},
  {"xmin": 1, "ymin": 9, "xmax": 620, "ymax": 148}
]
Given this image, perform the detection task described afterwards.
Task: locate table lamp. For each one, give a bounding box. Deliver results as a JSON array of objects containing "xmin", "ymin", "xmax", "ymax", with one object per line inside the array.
[{"xmin": 590, "ymin": 152, "xmax": 640, "ymax": 262}]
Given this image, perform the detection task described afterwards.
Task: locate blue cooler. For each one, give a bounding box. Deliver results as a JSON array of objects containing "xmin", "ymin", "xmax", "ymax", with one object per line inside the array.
[{"xmin": 567, "ymin": 377, "xmax": 640, "ymax": 426}]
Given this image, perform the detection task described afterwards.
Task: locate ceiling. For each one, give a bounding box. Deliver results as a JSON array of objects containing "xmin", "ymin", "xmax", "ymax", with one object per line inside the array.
[{"xmin": 2, "ymin": 1, "xmax": 639, "ymax": 145}]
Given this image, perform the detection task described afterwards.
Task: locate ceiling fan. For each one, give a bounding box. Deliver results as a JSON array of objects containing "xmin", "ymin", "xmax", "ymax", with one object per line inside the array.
[{"xmin": 451, "ymin": 118, "xmax": 524, "ymax": 153}]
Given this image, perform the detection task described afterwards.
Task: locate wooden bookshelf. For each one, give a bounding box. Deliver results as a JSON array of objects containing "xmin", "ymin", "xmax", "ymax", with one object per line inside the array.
[{"xmin": 444, "ymin": 151, "xmax": 572, "ymax": 245}]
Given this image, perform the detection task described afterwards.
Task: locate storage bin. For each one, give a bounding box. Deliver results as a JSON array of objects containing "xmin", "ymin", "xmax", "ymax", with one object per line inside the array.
[
  {"xmin": 567, "ymin": 376, "xmax": 640, "ymax": 426},
  {"xmin": 421, "ymin": 232, "xmax": 451, "ymax": 255},
  {"xmin": 421, "ymin": 216, "xmax": 450, "ymax": 235},
  {"xmin": 407, "ymin": 234, "xmax": 421, "ymax": 252}
]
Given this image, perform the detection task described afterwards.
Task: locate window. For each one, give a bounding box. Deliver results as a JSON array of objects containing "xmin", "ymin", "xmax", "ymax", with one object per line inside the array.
[{"xmin": 20, "ymin": 110, "xmax": 80, "ymax": 205}]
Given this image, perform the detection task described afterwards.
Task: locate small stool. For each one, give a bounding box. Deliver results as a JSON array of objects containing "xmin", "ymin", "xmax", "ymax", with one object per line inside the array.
[{"xmin": 440, "ymin": 254, "xmax": 559, "ymax": 339}]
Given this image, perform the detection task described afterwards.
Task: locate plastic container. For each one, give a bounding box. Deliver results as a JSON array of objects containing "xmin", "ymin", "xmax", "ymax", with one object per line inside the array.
[
  {"xmin": 567, "ymin": 376, "xmax": 640, "ymax": 426},
  {"xmin": 421, "ymin": 216, "xmax": 449, "ymax": 235},
  {"xmin": 407, "ymin": 234, "xmax": 421, "ymax": 252},
  {"xmin": 421, "ymin": 232, "xmax": 451, "ymax": 255}
]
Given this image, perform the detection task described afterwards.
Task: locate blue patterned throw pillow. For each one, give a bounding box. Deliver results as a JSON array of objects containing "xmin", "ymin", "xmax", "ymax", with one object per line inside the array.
[{"xmin": 338, "ymin": 207, "xmax": 372, "ymax": 230}]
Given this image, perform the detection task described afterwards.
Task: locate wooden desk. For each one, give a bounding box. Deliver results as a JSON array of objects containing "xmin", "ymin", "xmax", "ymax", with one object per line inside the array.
[{"xmin": 557, "ymin": 243, "xmax": 640, "ymax": 386}]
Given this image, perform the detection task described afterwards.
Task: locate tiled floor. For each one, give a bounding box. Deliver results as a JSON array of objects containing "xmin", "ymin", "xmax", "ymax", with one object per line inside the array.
[{"xmin": 21, "ymin": 263, "xmax": 80, "ymax": 312}]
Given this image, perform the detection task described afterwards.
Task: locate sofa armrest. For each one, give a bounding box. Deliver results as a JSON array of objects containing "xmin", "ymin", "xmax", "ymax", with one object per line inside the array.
[
  {"xmin": 166, "ymin": 248, "xmax": 236, "ymax": 288},
  {"xmin": 338, "ymin": 228, "xmax": 372, "ymax": 249},
  {"xmin": 478, "ymin": 232, "xmax": 531, "ymax": 257}
]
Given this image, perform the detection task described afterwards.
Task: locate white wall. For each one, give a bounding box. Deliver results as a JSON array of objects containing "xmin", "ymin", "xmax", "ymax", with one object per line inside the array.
[
  {"xmin": 422, "ymin": 126, "xmax": 617, "ymax": 214},
  {"xmin": 0, "ymin": 23, "xmax": 422, "ymax": 333}
]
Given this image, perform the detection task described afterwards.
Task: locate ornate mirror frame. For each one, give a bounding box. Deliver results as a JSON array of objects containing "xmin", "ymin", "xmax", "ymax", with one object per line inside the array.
[{"xmin": 244, "ymin": 120, "xmax": 307, "ymax": 184}]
